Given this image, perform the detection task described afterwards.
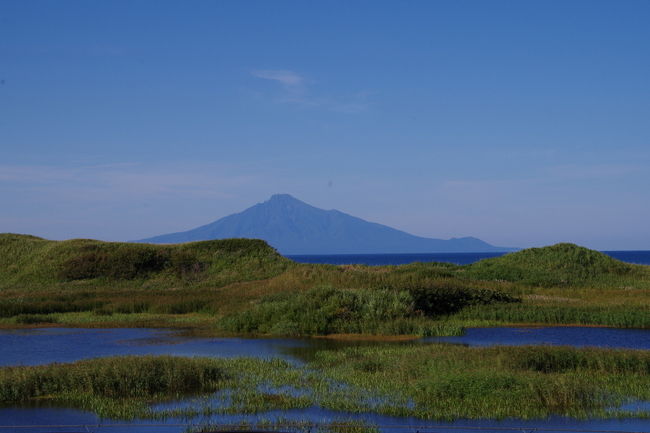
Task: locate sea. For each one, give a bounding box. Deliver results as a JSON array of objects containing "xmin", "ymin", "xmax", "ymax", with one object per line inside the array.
[{"xmin": 287, "ymin": 250, "xmax": 650, "ymax": 266}]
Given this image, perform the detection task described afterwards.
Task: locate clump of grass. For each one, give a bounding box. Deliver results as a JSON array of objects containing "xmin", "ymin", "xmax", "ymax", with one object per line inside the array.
[
  {"xmin": 0, "ymin": 355, "xmax": 317, "ymax": 419},
  {"xmin": 0, "ymin": 356, "xmax": 227, "ymax": 400},
  {"xmin": 218, "ymin": 285, "xmax": 517, "ymax": 336},
  {"xmin": 0, "ymin": 356, "xmax": 228, "ymax": 418}
]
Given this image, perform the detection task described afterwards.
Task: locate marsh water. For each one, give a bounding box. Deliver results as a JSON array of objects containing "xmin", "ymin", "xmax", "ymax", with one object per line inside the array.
[
  {"xmin": 2, "ymin": 327, "xmax": 650, "ymax": 433},
  {"xmin": 425, "ymin": 326, "xmax": 650, "ymax": 349},
  {"xmin": 2, "ymin": 327, "xmax": 650, "ymax": 367}
]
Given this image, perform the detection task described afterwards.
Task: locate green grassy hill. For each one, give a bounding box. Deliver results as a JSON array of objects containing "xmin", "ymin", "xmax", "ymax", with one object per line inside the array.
[
  {"xmin": 0, "ymin": 233, "xmax": 291, "ymax": 290},
  {"xmin": 466, "ymin": 243, "xmax": 638, "ymax": 286}
]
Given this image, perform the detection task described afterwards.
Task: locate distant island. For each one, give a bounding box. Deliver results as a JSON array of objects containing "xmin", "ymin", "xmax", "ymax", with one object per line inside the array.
[{"xmin": 137, "ymin": 194, "xmax": 514, "ymax": 254}]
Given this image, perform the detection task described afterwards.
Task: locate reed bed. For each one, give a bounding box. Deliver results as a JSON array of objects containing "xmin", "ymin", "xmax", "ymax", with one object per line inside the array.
[
  {"xmin": 309, "ymin": 344, "xmax": 650, "ymax": 420},
  {"xmin": 2, "ymin": 345, "xmax": 650, "ymax": 421}
]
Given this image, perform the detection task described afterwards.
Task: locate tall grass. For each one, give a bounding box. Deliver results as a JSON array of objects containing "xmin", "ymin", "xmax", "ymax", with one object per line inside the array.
[
  {"xmin": 0, "ymin": 355, "xmax": 316, "ymax": 419},
  {"xmin": 218, "ymin": 285, "xmax": 517, "ymax": 336},
  {"xmin": 452, "ymin": 303, "xmax": 650, "ymax": 328},
  {"xmin": 0, "ymin": 356, "xmax": 226, "ymax": 401},
  {"xmin": 310, "ymin": 344, "xmax": 650, "ymax": 420},
  {"xmin": 0, "ymin": 356, "xmax": 228, "ymax": 418}
]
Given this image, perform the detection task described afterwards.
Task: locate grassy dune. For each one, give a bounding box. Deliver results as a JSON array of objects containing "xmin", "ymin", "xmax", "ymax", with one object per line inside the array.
[
  {"xmin": 0, "ymin": 233, "xmax": 290, "ymax": 290},
  {"xmin": 466, "ymin": 242, "xmax": 639, "ymax": 286},
  {"xmin": 0, "ymin": 233, "xmax": 649, "ymax": 334}
]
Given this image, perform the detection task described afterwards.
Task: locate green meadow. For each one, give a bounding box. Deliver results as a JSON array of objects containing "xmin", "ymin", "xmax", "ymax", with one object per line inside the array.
[{"xmin": 1, "ymin": 233, "xmax": 649, "ymax": 336}]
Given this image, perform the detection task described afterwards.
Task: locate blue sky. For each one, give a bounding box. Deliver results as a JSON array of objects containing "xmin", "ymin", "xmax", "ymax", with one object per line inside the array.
[{"xmin": 1, "ymin": 0, "xmax": 649, "ymax": 250}]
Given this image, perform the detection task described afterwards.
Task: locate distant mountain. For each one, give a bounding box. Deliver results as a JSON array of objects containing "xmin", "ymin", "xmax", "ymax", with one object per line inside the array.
[{"xmin": 138, "ymin": 194, "xmax": 514, "ymax": 255}]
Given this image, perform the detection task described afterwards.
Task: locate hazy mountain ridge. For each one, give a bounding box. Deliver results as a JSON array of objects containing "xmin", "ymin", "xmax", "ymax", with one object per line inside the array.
[{"xmin": 138, "ymin": 194, "xmax": 514, "ymax": 254}]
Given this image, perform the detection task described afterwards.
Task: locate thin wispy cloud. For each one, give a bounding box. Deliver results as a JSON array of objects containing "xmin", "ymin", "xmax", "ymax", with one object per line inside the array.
[
  {"xmin": 250, "ymin": 69, "xmax": 370, "ymax": 113},
  {"xmin": 251, "ymin": 69, "xmax": 304, "ymax": 87}
]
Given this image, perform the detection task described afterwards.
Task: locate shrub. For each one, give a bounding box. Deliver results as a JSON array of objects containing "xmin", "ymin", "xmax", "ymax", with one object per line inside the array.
[{"xmin": 409, "ymin": 284, "xmax": 518, "ymax": 316}]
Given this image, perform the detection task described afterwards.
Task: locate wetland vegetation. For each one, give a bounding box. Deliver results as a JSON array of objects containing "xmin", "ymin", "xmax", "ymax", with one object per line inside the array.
[
  {"xmin": 2, "ymin": 344, "xmax": 650, "ymax": 421},
  {"xmin": 2, "ymin": 234, "xmax": 650, "ymax": 425},
  {"xmin": 1, "ymin": 234, "xmax": 649, "ymax": 336}
]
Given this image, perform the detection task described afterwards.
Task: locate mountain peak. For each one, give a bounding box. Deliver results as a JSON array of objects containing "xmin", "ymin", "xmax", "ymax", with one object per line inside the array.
[
  {"xmin": 138, "ymin": 195, "xmax": 513, "ymax": 254},
  {"xmin": 267, "ymin": 193, "xmax": 300, "ymax": 203}
]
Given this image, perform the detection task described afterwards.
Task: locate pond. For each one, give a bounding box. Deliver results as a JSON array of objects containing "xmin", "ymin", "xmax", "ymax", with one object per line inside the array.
[{"xmin": 1, "ymin": 327, "xmax": 650, "ymax": 433}]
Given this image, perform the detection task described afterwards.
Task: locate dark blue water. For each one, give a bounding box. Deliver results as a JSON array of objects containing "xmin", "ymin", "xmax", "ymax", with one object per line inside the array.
[
  {"xmin": 288, "ymin": 250, "xmax": 650, "ymax": 266},
  {"xmin": 3, "ymin": 326, "xmax": 649, "ymax": 368},
  {"xmin": 0, "ymin": 328, "xmax": 310, "ymax": 367},
  {"xmin": 2, "ymin": 327, "xmax": 650, "ymax": 433},
  {"xmin": 426, "ymin": 326, "xmax": 650, "ymax": 349},
  {"xmin": 2, "ymin": 406, "xmax": 650, "ymax": 433}
]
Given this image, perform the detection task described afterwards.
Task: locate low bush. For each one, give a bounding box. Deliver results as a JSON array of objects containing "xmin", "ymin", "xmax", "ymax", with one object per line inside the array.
[{"xmin": 409, "ymin": 283, "xmax": 518, "ymax": 316}]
